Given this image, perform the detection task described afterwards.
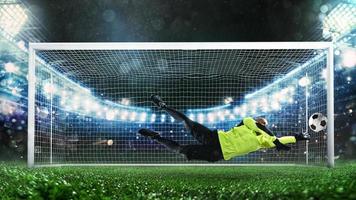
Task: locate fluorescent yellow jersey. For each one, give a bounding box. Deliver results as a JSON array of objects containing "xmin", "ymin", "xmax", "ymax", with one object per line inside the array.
[{"xmin": 217, "ymin": 117, "xmax": 296, "ymax": 160}]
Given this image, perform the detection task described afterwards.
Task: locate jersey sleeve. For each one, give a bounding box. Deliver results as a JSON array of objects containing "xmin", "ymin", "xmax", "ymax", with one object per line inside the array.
[
  {"xmin": 243, "ymin": 117, "xmax": 274, "ymax": 137},
  {"xmin": 242, "ymin": 117, "xmax": 260, "ymax": 132}
]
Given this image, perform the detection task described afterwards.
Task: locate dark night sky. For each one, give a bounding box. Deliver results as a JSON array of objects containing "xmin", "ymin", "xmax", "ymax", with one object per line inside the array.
[
  {"xmin": 27, "ymin": 0, "xmax": 330, "ymax": 42},
  {"xmin": 23, "ymin": 0, "xmax": 334, "ymax": 109}
]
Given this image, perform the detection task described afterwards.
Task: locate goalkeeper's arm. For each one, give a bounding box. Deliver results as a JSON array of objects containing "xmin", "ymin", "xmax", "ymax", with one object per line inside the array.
[
  {"xmin": 243, "ymin": 117, "xmax": 291, "ymax": 151},
  {"xmin": 256, "ymin": 123, "xmax": 275, "ymax": 136}
]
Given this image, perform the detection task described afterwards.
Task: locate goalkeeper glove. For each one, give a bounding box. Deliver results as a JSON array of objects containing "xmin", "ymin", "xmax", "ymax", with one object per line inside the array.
[{"xmin": 273, "ymin": 139, "xmax": 291, "ymax": 151}]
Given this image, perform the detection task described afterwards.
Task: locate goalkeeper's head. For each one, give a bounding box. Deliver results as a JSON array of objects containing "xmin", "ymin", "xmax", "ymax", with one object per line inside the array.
[{"xmin": 255, "ymin": 117, "xmax": 268, "ymax": 126}]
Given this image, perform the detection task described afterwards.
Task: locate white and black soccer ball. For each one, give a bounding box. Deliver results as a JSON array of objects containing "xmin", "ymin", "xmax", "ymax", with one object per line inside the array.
[{"xmin": 309, "ymin": 113, "xmax": 327, "ymax": 132}]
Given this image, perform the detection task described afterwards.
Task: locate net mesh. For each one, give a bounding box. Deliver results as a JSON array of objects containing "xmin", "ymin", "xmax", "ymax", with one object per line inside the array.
[{"xmin": 31, "ymin": 45, "xmax": 329, "ymax": 165}]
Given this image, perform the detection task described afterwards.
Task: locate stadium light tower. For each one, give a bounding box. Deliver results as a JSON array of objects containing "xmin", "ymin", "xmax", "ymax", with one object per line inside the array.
[
  {"xmin": 0, "ymin": 4, "xmax": 28, "ymax": 36},
  {"xmin": 322, "ymin": 2, "xmax": 356, "ymax": 40}
]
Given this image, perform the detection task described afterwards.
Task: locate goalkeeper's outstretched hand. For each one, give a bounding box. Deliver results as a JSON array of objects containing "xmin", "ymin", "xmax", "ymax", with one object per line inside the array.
[{"xmin": 273, "ymin": 139, "xmax": 291, "ymax": 151}]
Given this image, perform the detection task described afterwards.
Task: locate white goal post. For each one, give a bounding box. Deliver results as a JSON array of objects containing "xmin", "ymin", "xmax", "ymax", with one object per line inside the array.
[{"xmin": 28, "ymin": 42, "xmax": 334, "ymax": 167}]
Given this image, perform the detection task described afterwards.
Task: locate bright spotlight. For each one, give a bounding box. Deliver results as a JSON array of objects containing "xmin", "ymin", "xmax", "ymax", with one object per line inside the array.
[
  {"xmin": 207, "ymin": 112, "xmax": 216, "ymax": 123},
  {"xmin": 197, "ymin": 113, "xmax": 204, "ymax": 123},
  {"xmin": 229, "ymin": 114, "xmax": 236, "ymax": 120},
  {"xmin": 224, "ymin": 97, "xmax": 233, "ymax": 104},
  {"xmin": 272, "ymin": 92, "xmax": 283, "ymax": 102},
  {"xmin": 287, "ymin": 96, "xmax": 294, "ymax": 104},
  {"xmin": 260, "ymin": 97, "xmax": 269, "ymax": 112},
  {"xmin": 11, "ymin": 87, "xmax": 19, "ymax": 95},
  {"xmin": 217, "ymin": 111, "xmax": 224, "ymax": 121},
  {"xmin": 17, "ymin": 40, "xmax": 26, "ymax": 51},
  {"xmin": 238, "ymin": 104, "xmax": 247, "ymax": 117},
  {"xmin": 106, "ymin": 110, "xmax": 115, "ymax": 121},
  {"xmin": 150, "ymin": 114, "xmax": 156, "ymax": 123},
  {"xmin": 72, "ymin": 102, "xmax": 79, "ymax": 110},
  {"xmin": 129, "ymin": 112, "xmax": 137, "ymax": 121},
  {"xmin": 43, "ymin": 83, "xmax": 56, "ymax": 94},
  {"xmin": 271, "ymin": 101, "xmax": 281, "ymax": 111},
  {"xmin": 188, "ymin": 113, "xmax": 195, "ymax": 121},
  {"xmin": 61, "ymin": 90, "xmax": 68, "ymax": 97},
  {"xmin": 92, "ymin": 103, "xmax": 100, "ymax": 112},
  {"xmin": 233, "ymin": 106, "xmax": 239, "ymax": 115},
  {"xmin": 321, "ymin": 68, "xmax": 327, "ymax": 80},
  {"xmin": 341, "ymin": 49, "xmax": 356, "ymax": 68},
  {"xmin": 0, "ymin": 4, "xmax": 28, "ymax": 36},
  {"xmin": 161, "ymin": 114, "xmax": 166, "ymax": 122},
  {"xmin": 322, "ymin": 3, "xmax": 356, "ymax": 40},
  {"xmin": 4, "ymin": 62, "xmax": 18, "ymax": 73},
  {"xmin": 139, "ymin": 112, "xmax": 147, "ymax": 122},
  {"xmin": 121, "ymin": 98, "xmax": 130, "ymax": 106},
  {"xmin": 84, "ymin": 99, "xmax": 92, "ymax": 110},
  {"xmin": 298, "ymin": 77, "xmax": 310, "ymax": 87},
  {"xmin": 121, "ymin": 110, "xmax": 129, "ymax": 120},
  {"xmin": 250, "ymin": 100, "xmax": 258, "ymax": 108},
  {"xmin": 96, "ymin": 111, "xmax": 103, "ymax": 117},
  {"xmin": 240, "ymin": 110, "xmax": 246, "ymax": 117}
]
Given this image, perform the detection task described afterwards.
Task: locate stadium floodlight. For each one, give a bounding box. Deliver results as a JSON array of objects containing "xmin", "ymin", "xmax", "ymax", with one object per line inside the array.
[
  {"xmin": 161, "ymin": 114, "xmax": 166, "ymax": 123},
  {"xmin": 96, "ymin": 111, "xmax": 102, "ymax": 117},
  {"xmin": 217, "ymin": 111, "xmax": 224, "ymax": 121},
  {"xmin": 321, "ymin": 68, "xmax": 327, "ymax": 80},
  {"xmin": 129, "ymin": 112, "xmax": 137, "ymax": 121},
  {"xmin": 121, "ymin": 98, "xmax": 130, "ymax": 105},
  {"xmin": 0, "ymin": 4, "xmax": 28, "ymax": 36},
  {"xmin": 105, "ymin": 110, "xmax": 116, "ymax": 121},
  {"xmin": 17, "ymin": 40, "xmax": 27, "ymax": 51},
  {"xmin": 322, "ymin": 3, "xmax": 356, "ymax": 40},
  {"xmin": 188, "ymin": 113, "xmax": 195, "ymax": 121},
  {"xmin": 197, "ymin": 113, "xmax": 204, "ymax": 123},
  {"xmin": 28, "ymin": 42, "xmax": 334, "ymax": 167},
  {"xmin": 4, "ymin": 62, "xmax": 18, "ymax": 73},
  {"xmin": 43, "ymin": 83, "xmax": 56, "ymax": 94},
  {"xmin": 341, "ymin": 48, "xmax": 356, "ymax": 68},
  {"xmin": 298, "ymin": 77, "xmax": 310, "ymax": 87},
  {"xmin": 271, "ymin": 101, "xmax": 281, "ymax": 111},
  {"xmin": 11, "ymin": 87, "xmax": 19, "ymax": 95},
  {"xmin": 139, "ymin": 112, "xmax": 147, "ymax": 122},
  {"xmin": 150, "ymin": 114, "xmax": 156, "ymax": 123},
  {"xmin": 121, "ymin": 110, "xmax": 128, "ymax": 120},
  {"xmin": 228, "ymin": 113, "xmax": 236, "ymax": 120},
  {"xmin": 207, "ymin": 112, "xmax": 216, "ymax": 123}
]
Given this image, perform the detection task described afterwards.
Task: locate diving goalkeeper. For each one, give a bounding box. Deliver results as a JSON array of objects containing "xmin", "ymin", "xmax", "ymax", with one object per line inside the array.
[{"xmin": 138, "ymin": 95, "xmax": 310, "ymax": 162}]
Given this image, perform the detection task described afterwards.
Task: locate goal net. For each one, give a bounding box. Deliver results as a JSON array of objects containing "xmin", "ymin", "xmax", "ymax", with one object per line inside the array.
[{"xmin": 28, "ymin": 42, "xmax": 334, "ymax": 167}]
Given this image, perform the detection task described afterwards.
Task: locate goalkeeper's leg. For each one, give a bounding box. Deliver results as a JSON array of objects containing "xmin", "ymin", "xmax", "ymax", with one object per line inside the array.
[
  {"xmin": 138, "ymin": 129, "xmax": 223, "ymax": 162},
  {"xmin": 151, "ymin": 95, "xmax": 217, "ymax": 145}
]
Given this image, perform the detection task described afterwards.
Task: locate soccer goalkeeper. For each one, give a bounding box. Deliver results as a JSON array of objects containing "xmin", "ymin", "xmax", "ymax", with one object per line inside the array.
[{"xmin": 138, "ymin": 95, "xmax": 310, "ymax": 162}]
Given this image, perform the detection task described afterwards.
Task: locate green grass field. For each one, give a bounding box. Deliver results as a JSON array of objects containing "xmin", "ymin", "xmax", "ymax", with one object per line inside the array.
[{"xmin": 0, "ymin": 162, "xmax": 355, "ymax": 199}]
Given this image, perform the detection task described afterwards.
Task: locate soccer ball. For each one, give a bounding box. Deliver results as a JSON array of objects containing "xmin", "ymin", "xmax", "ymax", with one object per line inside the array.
[
  {"xmin": 107, "ymin": 139, "xmax": 113, "ymax": 146},
  {"xmin": 308, "ymin": 113, "xmax": 327, "ymax": 132}
]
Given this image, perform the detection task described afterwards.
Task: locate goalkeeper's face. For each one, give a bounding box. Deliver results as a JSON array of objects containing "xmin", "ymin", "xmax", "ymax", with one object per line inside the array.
[{"xmin": 256, "ymin": 118, "xmax": 268, "ymax": 126}]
